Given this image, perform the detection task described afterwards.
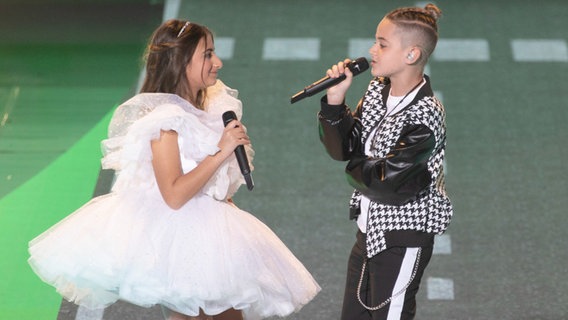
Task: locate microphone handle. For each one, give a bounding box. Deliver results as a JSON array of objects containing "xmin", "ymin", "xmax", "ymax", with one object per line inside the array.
[
  {"xmin": 304, "ymin": 74, "xmax": 346, "ymax": 95},
  {"xmin": 234, "ymin": 145, "xmax": 254, "ymax": 190},
  {"xmin": 221, "ymin": 110, "xmax": 254, "ymax": 191},
  {"xmin": 291, "ymin": 75, "xmax": 345, "ymax": 104},
  {"xmin": 234, "ymin": 145, "xmax": 251, "ymax": 175}
]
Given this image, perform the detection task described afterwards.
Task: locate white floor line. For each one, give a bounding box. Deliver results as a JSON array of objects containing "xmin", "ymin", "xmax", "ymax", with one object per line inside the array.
[
  {"xmin": 1, "ymin": 86, "xmax": 19, "ymax": 128},
  {"xmin": 511, "ymin": 39, "xmax": 568, "ymax": 62},
  {"xmin": 1, "ymin": 86, "xmax": 20, "ymax": 183},
  {"xmin": 348, "ymin": 38, "xmax": 372, "ymax": 60},
  {"xmin": 215, "ymin": 37, "xmax": 236, "ymax": 60},
  {"xmin": 262, "ymin": 38, "xmax": 320, "ymax": 60},
  {"xmin": 162, "ymin": 0, "xmax": 181, "ymax": 21},
  {"xmin": 75, "ymin": 306, "xmax": 105, "ymax": 320},
  {"xmin": 427, "ymin": 277, "xmax": 455, "ymax": 300},
  {"xmin": 433, "ymin": 234, "xmax": 452, "ymax": 255},
  {"xmin": 433, "ymin": 39, "xmax": 490, "ymax": 61}
]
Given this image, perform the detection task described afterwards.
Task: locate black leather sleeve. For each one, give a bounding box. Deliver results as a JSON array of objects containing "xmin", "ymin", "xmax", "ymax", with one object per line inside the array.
[
  {"xmin": 345, "ymin": 124, "xmax": 435, "ymax": 205},
  {"xmin": 318, "ymin": 96, "xmax": 362, "ymax": 161}
]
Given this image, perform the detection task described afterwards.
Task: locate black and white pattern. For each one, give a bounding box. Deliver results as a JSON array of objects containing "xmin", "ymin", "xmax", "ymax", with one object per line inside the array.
[{"xmin": 351, "ymin": 78, "xmax": 453, "ymax": 258}]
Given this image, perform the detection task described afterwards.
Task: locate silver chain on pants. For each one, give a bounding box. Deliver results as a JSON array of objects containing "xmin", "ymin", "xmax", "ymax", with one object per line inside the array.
[{"xmin": 356, "ymin": 247, "xmax": 422, "ymax": 311}]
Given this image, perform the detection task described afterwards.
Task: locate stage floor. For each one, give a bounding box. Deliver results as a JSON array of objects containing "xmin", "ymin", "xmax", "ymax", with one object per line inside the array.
[{"xmin": 1, "ymin": 0, "xmax": 567, "ymax": 319}]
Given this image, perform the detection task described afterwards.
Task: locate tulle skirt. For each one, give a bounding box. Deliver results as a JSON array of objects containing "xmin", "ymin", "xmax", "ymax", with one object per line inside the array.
[{"xmin": 28, "ymin": 191, "xmax": 320, "ymax": 319}]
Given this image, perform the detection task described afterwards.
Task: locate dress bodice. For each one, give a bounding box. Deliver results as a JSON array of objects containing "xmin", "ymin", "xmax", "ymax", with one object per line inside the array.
[{"xmin": 100, "ymin": 80, "xmax": 252, "ymax": 201}]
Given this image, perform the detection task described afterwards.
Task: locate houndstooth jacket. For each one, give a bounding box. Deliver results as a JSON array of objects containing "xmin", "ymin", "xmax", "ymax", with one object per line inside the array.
[{"xmin": 318, "ymin": 76, "xmax": 452, "ymax": 258}]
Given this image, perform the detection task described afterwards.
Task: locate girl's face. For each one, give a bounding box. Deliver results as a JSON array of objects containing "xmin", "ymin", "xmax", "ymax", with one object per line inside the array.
[
  {"xmin": 369, "ymin": 19, "xmax": 408, "ymax": 78},
  {"xmin": 185, "ymin": 35, "xmax": 223, "ymax": 95}
]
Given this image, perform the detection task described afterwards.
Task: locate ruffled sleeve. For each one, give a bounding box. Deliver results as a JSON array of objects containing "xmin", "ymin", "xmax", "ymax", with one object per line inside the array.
[
  {"xmin": 102, "ymin": 102, "xmax": 221, "ymax": 195},
  {"xmin": 100, "ymin": 84, "xmax": 254, "ymax": 202},
  {"xmin": 200, "ymin": 80, "xmax": 255, "ymax": 200}
]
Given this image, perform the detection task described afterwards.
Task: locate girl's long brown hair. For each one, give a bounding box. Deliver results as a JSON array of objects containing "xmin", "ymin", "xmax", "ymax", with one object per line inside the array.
[{"xmin": 140, "ymin": 20, "xmax": 213, "ymax": 109}]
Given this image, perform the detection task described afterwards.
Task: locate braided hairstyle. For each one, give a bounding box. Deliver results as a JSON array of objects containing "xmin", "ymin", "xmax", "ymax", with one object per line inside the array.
[
  {"xmin": 140, "ymin": 19, "xmax": 213, "ymax": 109},
  {"xmin": 385, "ymin": 3, "xmax": 442, "ymax": 64}
]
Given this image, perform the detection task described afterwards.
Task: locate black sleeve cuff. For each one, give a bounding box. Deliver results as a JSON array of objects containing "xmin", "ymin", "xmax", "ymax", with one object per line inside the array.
[{"xmin": 319, "ymin": 95, "xmax": 346, "ymax": 120}]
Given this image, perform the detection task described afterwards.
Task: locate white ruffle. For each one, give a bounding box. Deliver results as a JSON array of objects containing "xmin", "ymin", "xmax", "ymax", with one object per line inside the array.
[{"xmin": 100, "ymin": 80, "xmax": 251, "ymax": 200}]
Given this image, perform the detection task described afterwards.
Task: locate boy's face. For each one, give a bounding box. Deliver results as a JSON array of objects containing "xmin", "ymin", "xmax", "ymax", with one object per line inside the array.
[{"xmin": 369, "ymin": 19, "xmax": 409, "ymax": 78}]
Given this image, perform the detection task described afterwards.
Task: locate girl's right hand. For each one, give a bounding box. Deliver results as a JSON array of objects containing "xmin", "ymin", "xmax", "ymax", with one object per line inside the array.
[{"xmin": 326, "ymin": 58, "xmax": 353, "ymax": 105}]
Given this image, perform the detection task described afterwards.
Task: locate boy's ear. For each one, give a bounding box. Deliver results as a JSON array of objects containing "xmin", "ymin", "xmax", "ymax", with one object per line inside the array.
[{"xmin": 406, "ymin": 48, "xmax": 421, "ymax": 63}]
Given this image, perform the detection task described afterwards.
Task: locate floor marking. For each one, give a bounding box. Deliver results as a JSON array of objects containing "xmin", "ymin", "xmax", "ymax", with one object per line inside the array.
[
  {"xmin": 75, "ymin": 306, "xmax": 104, "ymax": 320},
  {"xmin": 215, "ymin": 37, "xmax": 235, "ymax": 60},
  {"xmin": 415, "ymin": 1, "xmax": 435, "ymax": 7},
  {"xmin": 162, "ymin": 0, "xmax": 180, "ymax": 21},
  {"xmin": 511, "ymin": 39, "xmax": 568, "ymax": 62},
  {"xmin": 348, "ymin": 38, "xmax": 372, "ymax": 60},
  {"xmin": 262, "ymin": 38, "xmax": 320, "ymax": 60},
  {"xmin": 1, "ymin": 86, "xmax": 19, "ymax": 128},
  {"xmin": 433, "ymin": 234, "xmax": 452, "ymax": 255},
  {"xmin": 433, "ymin": 39, "xmax": 490, "ymax": 61},
  {"xmin": 427, "ymin": 277, "xmax": 455, "ymax": 300},
  {"xmin": 434, "ymin": 90, "xmax": 443, "ymax": 103}
]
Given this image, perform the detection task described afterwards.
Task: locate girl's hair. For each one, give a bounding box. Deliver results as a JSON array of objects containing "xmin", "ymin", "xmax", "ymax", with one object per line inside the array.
[
  {"xmin": 140, "ymin": 19, "xmax": 213, "ymax": 109},
  {"xmin": 386, "ymin": 3, "xmax": 442, "ymax": 64}
]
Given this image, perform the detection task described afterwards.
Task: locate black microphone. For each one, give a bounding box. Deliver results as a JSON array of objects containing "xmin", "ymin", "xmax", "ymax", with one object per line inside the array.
[
  {"xmin": 290, "ymin": 57, "xmax": 369, "ymax": 104},
  {"xmin": 222, "ymin": 111, "xmax": 254, "ymax": 191}
]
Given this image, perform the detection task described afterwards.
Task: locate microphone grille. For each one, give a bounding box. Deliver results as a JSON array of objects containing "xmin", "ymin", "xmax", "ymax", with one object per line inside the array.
[
  {"xmin": 222, "ymin": 110, "xmax": 237, "ymax": 127},
  {"xmin": 348, "ymin": 57, "xmax": 369, "ymax": 76}
]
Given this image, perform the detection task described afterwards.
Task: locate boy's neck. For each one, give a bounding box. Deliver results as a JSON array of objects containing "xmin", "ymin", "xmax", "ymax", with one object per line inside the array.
[{"xmin": 389, "ymin": 72, "xmax": 424, "ymax": 96}]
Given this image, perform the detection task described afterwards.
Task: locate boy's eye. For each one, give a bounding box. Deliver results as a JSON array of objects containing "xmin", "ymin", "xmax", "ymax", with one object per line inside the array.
[{"xmin": 374, "ymin": 41, "xmax": 385, "ymax": 48}]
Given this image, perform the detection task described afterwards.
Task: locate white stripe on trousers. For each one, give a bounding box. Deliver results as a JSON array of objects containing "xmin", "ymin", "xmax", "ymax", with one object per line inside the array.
[{"xmin": 386, "ymin": 247, "xmax": 420, "ymax": 320}]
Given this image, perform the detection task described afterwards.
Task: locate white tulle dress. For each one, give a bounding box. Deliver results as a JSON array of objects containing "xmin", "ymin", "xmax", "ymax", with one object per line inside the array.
[{"xmin": 28, "ymin": 81, "xmax": 320, "ymax": 319}]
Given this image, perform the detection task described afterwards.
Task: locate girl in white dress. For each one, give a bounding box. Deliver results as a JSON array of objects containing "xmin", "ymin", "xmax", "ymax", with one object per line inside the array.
[{"xmin": 28, "ymin": 19, "xmax": 320, "ymax": 320}]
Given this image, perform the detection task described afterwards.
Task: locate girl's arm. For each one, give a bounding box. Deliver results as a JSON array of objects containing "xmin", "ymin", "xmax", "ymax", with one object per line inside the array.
[{"xmin": 151, "ymin": 120, "xmax": 249, "ymax": 209}]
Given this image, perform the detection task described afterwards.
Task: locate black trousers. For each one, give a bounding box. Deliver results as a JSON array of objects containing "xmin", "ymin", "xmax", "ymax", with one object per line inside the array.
[{"xmin": 340, "ymin": 231, "xmax": 433, "ymax": 320}]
